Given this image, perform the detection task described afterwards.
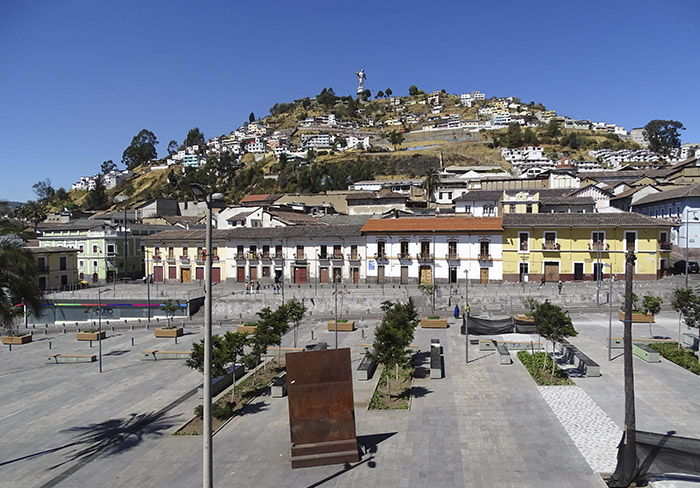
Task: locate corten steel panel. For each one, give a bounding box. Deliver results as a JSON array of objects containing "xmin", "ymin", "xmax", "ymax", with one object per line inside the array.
[{"xmin": 286, "ymin": 348, "xmax": 358, "ymax": 458}]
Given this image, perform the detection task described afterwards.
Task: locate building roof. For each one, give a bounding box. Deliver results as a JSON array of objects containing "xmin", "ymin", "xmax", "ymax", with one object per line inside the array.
[
  {"xmin": 633, "ymin": 184, "xmax": 700, "ymax": 206},
  {"xmin": 266, "ymin": 209, "xmax": 325, "ymax": 225},
  {"xmin": 143, "ymin": 224, "xmax": 365, "ymax": 243},
  {"xmin": 37, "ymin": 219, "xmax": 115, "ymax": 232},
  {"xmin": 540, "ymin": 196, "xmax": 595, "ymax": 206},
  {"xmin": 345, "ymin": 192, "xmax": 407, "ymax": 203},
  {"xmin": 240, "ymin": 193, "xmax": 282, "ymax": 206},
  {"xmin": 361, "ymin": 217, "xmax": 503, "ymax": 234},
  {"xmin": 502, "ymin": 213, "xmax": 671, "ymax": 228},
  {"xmin": 452, "ymin": 190, "xmax": 504, "ymax": 202},
  {"xmin": 27, "ymin": 246, "xmax": 78, "ymax": 253}
]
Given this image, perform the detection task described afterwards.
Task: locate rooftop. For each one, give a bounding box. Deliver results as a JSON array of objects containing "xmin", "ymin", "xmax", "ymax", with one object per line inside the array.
[{"xmin": 361, "ymin": 216, "xmax": 503, "ymax": 233}]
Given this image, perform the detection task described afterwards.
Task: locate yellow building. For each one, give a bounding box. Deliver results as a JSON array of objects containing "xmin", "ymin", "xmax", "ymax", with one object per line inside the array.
[
  {"xmin": 28, "ymin": 246, "xmax": 79, "ymax": 290},
  {"xmin": 502, "ymin": 213, "xmax": 672, "ymax": 282},
  {"xmin": 143, "ymin": 230, "xmax": 226, "ymax": 283}
]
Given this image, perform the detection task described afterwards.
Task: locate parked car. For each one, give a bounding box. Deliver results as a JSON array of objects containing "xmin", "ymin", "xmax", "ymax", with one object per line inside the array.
[{"xmin": 672, "ymin": 260, "xmax": 700, "ymax": 274}]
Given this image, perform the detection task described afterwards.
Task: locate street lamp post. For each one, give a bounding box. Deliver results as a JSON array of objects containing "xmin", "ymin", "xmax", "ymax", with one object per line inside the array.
[
  {"xmin": 464, "ymin": 268, "xmax": 469, "ymax": 363},
  {"xmin": 144, "ymin": 249, "xmax": 151, "ymax": 324},
  {"xmin": 334, "ymin": 272, "xmax": 339, "ymax": 349},
  {"xmin": 601, "ymin": 263, "xmax": 614, "ymax": 361},
  {"xmin": 190, "ymin": 183, "xmax": 223, "ymax": 488},
  {"xmin": 98, "ymin": 288, "xmax": 108, "ymax": 373},
  {"xmin": 596, "ymin": 220, "xmax": 602, "ymax": 305}
]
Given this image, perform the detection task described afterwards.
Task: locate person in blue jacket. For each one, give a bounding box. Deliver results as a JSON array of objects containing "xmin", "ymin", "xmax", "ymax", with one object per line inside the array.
[{"xmin": 454, "ymin": 304, "xmax": 460, "ymax": 318}]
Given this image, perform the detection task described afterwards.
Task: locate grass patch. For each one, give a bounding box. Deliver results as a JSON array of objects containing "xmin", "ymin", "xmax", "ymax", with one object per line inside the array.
[
  {"xmin": 368, "ymin": 362, "xmax": 413, "ymax": 410},
  {"xmin": 650, "ymin": 342, "xmax": 700, "ymax": 375},
  {"xmin": 174, "ymin": 358, "xmax": 285, "ymax": 435},
  {"xmin": 517, "ymin": 351, "xmax": 573, "ymax": 386}
]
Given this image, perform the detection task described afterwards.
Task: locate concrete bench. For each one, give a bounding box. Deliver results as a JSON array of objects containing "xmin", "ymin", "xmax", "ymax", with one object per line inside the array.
[
  {"xmin": 632, "ymin": 343, "xmax": 660, "ymax": 363},
  {"xmin": 198, "ymin": 364, "xmax": 245, "ymax": 400},
  {"xmin": 46, "ymin": 353, "xmax": 96, "ymax": 364},
  {"xmin": 141, "ymin": 350, "xmax": 190, "ymax": 360},
  {"xmin": 608, "ymin": 337, "xmax": 676, "ymax": 349},
  {"xmin": 479, "ymin": 339, "xmax": 496, "ymax": 351},
  {"xmin": 572, "ymin": 350, "xmax": 600, "ymax": 377},
  {"xmin": 495, "ymin": 344, "xmax": 511, "ymax": 365},
  {"xmin": 430, "ymin": 342, "xmax": 443, "ymax": 379},
  {"xmin": 500, "ymin": 340, "xmax": 544, "ymax": 351},
  {"xmin": 356, "ymin": 355, "xmax": 377, "ymax": 381},
  {"xmin": 683, "ymin": 333, "xmax": 699, "ymax": 351},
  {"xmin": 271, "ymin": 373, "xmax": 287, "ymax": 397}
]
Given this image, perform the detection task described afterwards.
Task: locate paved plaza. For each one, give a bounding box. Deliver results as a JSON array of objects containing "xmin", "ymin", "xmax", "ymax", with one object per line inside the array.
[{"xmin": 1, "ymin": 283, "xmax": 700, "ymax": 487}]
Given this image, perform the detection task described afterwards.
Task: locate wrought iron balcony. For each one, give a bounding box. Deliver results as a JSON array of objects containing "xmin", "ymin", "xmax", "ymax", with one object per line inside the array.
[
  {"xmin": 542, "ymin": 242, "xmax": 561, "ymax": 250},
  {"xmin": 478, "ymin": 253, "xmax": 492, "ymax": 261},
  {"xmin": 445, "ymin": 253, "xmax": 459, "ymax": 261},
  {"xmin": 588, "ymin": 242, "xmax": 609, "ymax": 251}
]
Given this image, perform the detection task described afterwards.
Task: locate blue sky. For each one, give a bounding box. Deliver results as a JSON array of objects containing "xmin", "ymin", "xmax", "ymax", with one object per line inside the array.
[{"xmin": 1, "ymin": 0, "xmax": 698, "ymax": 202}]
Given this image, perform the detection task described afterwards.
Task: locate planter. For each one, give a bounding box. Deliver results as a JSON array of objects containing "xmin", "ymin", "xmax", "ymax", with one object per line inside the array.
[
  {"xmin": 76, "ymin": 331, "xmax": 106, "ymax": 341},
  {"xmin": 420, "ymin": 317, "xmax": 447, "ymax": 328},
  {"xmin": 2, "ymin": 334, "xmax": 32, "ymax": 345},
  {"xmin": 515, "ymin": 314, "xmax": 535, "ymax": 323},
  {"xmin": 327, "ymin": 320, "xmax": 355, "ymax": 331},
  {"xmin": 618, "ymin": 311, "xmax": 654, "ymax": 323},
  {"xmin": 237, "ymin": 324, "xmax": 257, "ymax": 334},
  {"xmin": 155, "ymin": 326, "xmax": 184, "ymax": 338}
]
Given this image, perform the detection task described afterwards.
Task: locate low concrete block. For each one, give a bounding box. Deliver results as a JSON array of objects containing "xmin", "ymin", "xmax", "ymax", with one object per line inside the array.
[
  {"xmin": 271, "ymin": 374, "xmax": 287, "ymax": 397},
  {"xmin": 45, "ymin": 354, "xmax": 97, "ymax": 364}
]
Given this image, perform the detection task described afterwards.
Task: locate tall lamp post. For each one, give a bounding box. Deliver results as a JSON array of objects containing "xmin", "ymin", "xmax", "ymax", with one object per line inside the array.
[
  {"xmin": 97, "ymin": 288, "xmax": 108, "ymax": 373},
  {"xmin": 464, "ymin": 268, "xmax": 469, "ymax": 363},
  {"xmin": 143, "ymin": 249, "xmax": 152, "ymax": 323},
  {"xmin": 601, "ymin": 262, "xmax": 614, "ymax": 361},
  {"xmin": 190, "ymin": 183, "xmax": 223, "ymax": 488},
  {"xmin": 685, "ymin": 210, "xmax": 699, "ymax": 289},
  {"xmin": 596, "ymin": 220, "xmax": 602, "ymax": 305},
  {"xmin": 334, "ymin": 271, "xmax": 339, "ymax": 349}
]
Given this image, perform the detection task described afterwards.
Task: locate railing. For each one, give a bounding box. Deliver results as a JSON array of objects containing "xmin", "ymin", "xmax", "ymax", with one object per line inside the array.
[
  {"xmin": 446, "ymin": 253, "xmax": 459, "ymax": 260},
  {"xmin": 418, "ymin": 252, "xmax": 433, "ymax": 261},
  {"xmin": 273, "ymin": 254, "xmax": 284, "ymax": 261},
  {"xmin": 179, "ymin": 255, "xmax": 190, "ymax": 263},
  {"xmin": 332, "ymin": 253, "xmax": 344, "ymax": 260},
  {"xmin": 478, "ymin": 253, "xmax": 492, "ymax": 261},
  {"xmin": 659, "ymin": 242, "xmax": 672, "ymax": 251},
  {"xmin": 236, "ymin": 253, "xmax": 245, "ymax": 260},
  {"xmin": 152, "ymin": 255, "xmax": 162, "ymax": 261},
  {"xmin": 248, "ymin": 252, "xmax": 259, "ymax": 260},
  {"xmin": 295, "ymin": 253, "xmax": 306, "ymax": 260},
  {"xmin": 319, "ymin": 253, "xmax": 329, "ymax": 260},
  {"xmin": 542, "ymin": 242, "xmax": 561, "ymax": 250},
  {"xmin": 374, "ymin": 252, "xmax": 387, "ymax": 260},
  {"xmin": 259, "ymin": 253, "xmax": 270, "ymax": 261},
  {"xmin": 398, "ymin": 252, "xmax": 411, "ymax": 260},
  {"xmin": 519, "ymin": 244, "xmax": 529, "ymax": 251},
  {"xmin": 588, "ymin": 242, "xmax": 609, "ymax": 251},
  {"xmin": 348, "ymin": 253, "xmax": 360, "ymax": 261},
  {"xmin": 166, "ymin": 256, "xmax": 176, "ymax": 263},
  {"xmin": 212, "ymin": 255, "xmax": 220, "ymax": 262}
]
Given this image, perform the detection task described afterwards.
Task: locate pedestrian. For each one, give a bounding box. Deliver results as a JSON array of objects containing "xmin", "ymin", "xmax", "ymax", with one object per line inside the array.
[
  {"xmin": 272, "ymin": 283, "xmax": 277, "ymax": 294},
  {"xmin": 539, "ymin": 276, "xmax": 546, "ymax": 289},
  {"xmin": 466, "ymin": 304, "xmax": 470, "ymax": 317},
  {"xmin": 245, "ymin": 282, "xmax": 250, "ymax": 294},
  {"xmin": 558, "ymin": 280, "xmax": 563, "ymax": 295},
  {"xmin": 256, "ymin": 281, "xmax": 260, "ymax": 293},
  {"xmin": 454, "ymin": 304, "xmax": 460, "ymax": 319}
]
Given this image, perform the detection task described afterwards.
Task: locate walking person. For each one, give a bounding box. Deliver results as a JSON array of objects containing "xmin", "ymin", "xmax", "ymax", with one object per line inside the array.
[
  {"xmin": 454, "ymin": 304, "xmax": 460, "ymax": 319},
  {"xmin": 256, "ymin": 281, "xmax": 260, "ymax": 293},
  {"xmin": 245, "ymin": 281, "xmax": 250, "ymax": 294},
  {"xmin": 558, "ymin": 280, "xmax": 563, "ymax": 295},
  {"xmin": 539, "ymin": 276, "xmax": 546, "ymax": 289}
]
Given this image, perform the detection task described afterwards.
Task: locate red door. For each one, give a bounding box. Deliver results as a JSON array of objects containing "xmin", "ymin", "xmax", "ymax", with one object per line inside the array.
[
  {"xmin": 237, "ymin": 266, "xmax": 245, "ymax": 282},
  {"xmin": 212, "ymin": 267, "xmax": 221, "ymax": 283},
  {"xmin": 294, "ymin": 267, "xmax": 307, "ymax": 284},
  {"xmin": 168, "ymin": 266, "xmax": 177, "ymax": 280},
  {"xmin": 154, "ymin": 266, "xmax": 164, "ymax": 283},
  {"xmin": 195, "ymin": 267, "xmax": 204, "ymax": 281}
]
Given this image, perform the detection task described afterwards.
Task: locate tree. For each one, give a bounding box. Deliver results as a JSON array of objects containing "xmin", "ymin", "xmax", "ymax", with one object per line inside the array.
[
  {"xmin": 532, "ymin": 299, "xmax": 577, "ymax": 379},
  {"xmin": 32, "ymin": 179, "xmax": 55, "ymax": 203},
  {"xmin": 186, "ymin": 330, "xmax": 249, "ymax": 396},
  {"xmin": 376, "ymin": 90, "xmax": 384, "ymax": 99},
  {"xmin": 122, "ymin": 129, "xmax": 158, "ymax": 169},
  {"xmin": 421, "ymin": 167, "xmax": 441, "ymax": 202},
  {"xmin": 387, "ymin": 130, "xmax": 405, "ymax": 151},
  {"xmin": 671, "ymin": 287, "xmax": 700, "ymax": 350},
  {"xmin": 371, "ymin": 300, "xmax": 418, "ymax": 388},
  {"xmin": 418, "ymin": 283, "xmax": 438, "ymax": 312},
  {"xmin": 83, "ymin": 175, "xmax": 109, "ymax": 210},
  {"xmin": 316, "ymin": 88, "xmax": 337, "ymax": 108},
  {"xmin": 543, "ymin": 120, "xmax": 561, "ymax": 138},
  {"xmin": 101, "ymin": 160, "xmax": 117, "ymax": 175},
  {"xmin": 0, "ymin": 217, "xmax": 42, "ymax": 333},
  {"xmin": 248, "ymin": 112, "xmax": 255, "ymax": 123},
  {"xmin": 183, "ymin": 128, "xmax": 205, "ymax": 149},
  {"xmin": 385, "ymin": 88, "xmax": 392, "ymax": 97},
  {"xmin": 504, "ymin": 123, "xmax": 524, "ymax": 148},
  {"xmin": 18, "ymin": 201, "xmax": 46, "ymax": 231},
  {"xmin": 362, "ymin": 89, "xmax": 371, "ymax": 100},
  {"xmin": 408, "ymin": 85, "xmax": 419, "ymax": 96},
  {"xmin": 644, "ymin": 119, "xmax": 684, "ymax": 155},
  {"xmin": 159, "ymin": 299, "xmax": 180, "ymax": 328},
  {"xmin": 523, "ymin": 128, "xmax": 539, "ymax": 146},
  {"xmin": 167, "ymin": 140, "xmax": 179, "ymax": 155},
  {"xmin": 280, "ymin": 298, "xmax": 307, "ymax": 348}
]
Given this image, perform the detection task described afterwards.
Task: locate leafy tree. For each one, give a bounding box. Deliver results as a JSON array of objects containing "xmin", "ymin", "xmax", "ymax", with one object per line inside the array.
[
  {"xmin": 83, "ymin": 175, "xmax": 109, "ymax": 210},
  {"xmin": 362, "ymin": 89, "xmax": 371, "ymax": 100},
  {"xmin": 376, "ymin": 90, "xmax": 384, "ymax": 99},
  {"xmin": 533, "ymin": 299, "xmax": 577, "ymax": 379},
  {"xmin": 316, "ymin": 87, "xmax": 338, "ymax": 108},
  {"xmin": 248, "ymin": 112, "xmax": 255, "ymax": 123},
  {"xmin": 418, "ymin": 283, "xmax": 438, "ymax": 312},
  {"xmin": 159, "ymin": 299, "xmax": 180, "ymax": 328},
  {"xmin": 542, "ymin": 120, "xmax": 561, "ymax": 138},
  {"xmin": 385, "ymin": 88, "xmax": 392, "ymax": 97},
  {"xmin": 270, "ymin": 102, "xmax": 294, "ymax": 116},
  {"xmin": 641, "ymin": 294, "xmax": 662, "ymax": 316},
  {"xmin": 186, "ymin": 334, "xmax": 235, "ymax": 379},
  {"xmin": 101, "ymin": 160, "xmax": 117, "ymax": 175},
  {"xmin": 371, "ymin": 300, "xmax": 418, "ymax": 388},
  {"xmin": 408, "ymin": 85, "xmax": 419, "ymax": 96},
  {"xmin": 18, "ymin": 201, "xmax": 46, "ymax": 231},
  {"xmin": 280, "ymin": 298, "xmax": 307, "ymax": 348},
  {"xmin": 167, "ymin": 140, "xmax": 179, "ymax": 155},
  {"xmin": 504, "ymin": 123, "xmax": 524, "ymax": 148},
  {"xmin": 0, "ymin": 217, "xmax": 43, "ymax": 333},
  {"xmin": 387, "ymin": 130, "xmax": 405, "ymax": 150},
  {"xmin": 183, "ymin": 127, "xmax": 205, "ymax": 149},
  {"xmin": 421, "ymin": 167, "xmax": 441, "ymax": 202},
  {"xmin": 523, "ymin": 128, "xmax": 539, "ymax": 145},
  {"xmin": 122, "ymin": 129, "xmax": 158, "ymax": 169},
  {"xmin": 644, "ymin": 119, "xmax": 685, "ymax": 155},
  {"xmin": 32, "ymin": 179, "xmax": 55, "ymax": 203}
]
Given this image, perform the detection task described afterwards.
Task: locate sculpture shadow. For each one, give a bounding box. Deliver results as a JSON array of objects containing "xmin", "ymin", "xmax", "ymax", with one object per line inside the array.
[{"xmin": 412, "ymin": 351, "xmax": 430, "ymax": 379}]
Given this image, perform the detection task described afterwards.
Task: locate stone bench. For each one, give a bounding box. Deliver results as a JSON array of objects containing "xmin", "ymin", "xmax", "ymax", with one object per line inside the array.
[
  {"xmin": 141, "ymin": 350, "xmax": 190, "ymax": 360},
  {"xmin": 327, "ymin": 320, "xmax": 355, "ymax": 331},
  {"xmin": 683, "ymin": 333, "xmax": 699, "ymax": 351},
  {"xmin": 557, "ymin": 340, "xmax": 600, "ymax": 377},
  {"xmin": 430, "ymin": 341, "xmax": 443, "ymax": 379},
  {"xmin": 356, "ymin": 355, "xmax": 377, "ymax": 381},
  {"xmin": 495, "ymin": 344, "xmax": 511, "ymax": 365},
  {"xmin": 271, "ymin": 373, "xmax": 287, "ymax": 397},
  {"xmin": 46, "ymin": 353, "xmax": 96, "ymax": 364},
  {"xmin": 632, "ymin": 343, "xmax": 660, "ymax": 363},
  {"xmin": 500, "ymin": 340, "xmax": 544, "ymax": 351},
  {"xmin": 608, "ymin": 337, "xmax": 676, "ymax": 349},
  {"xmin": 479, "ymin": 339, "xmax": 496, "ymax": 352}
]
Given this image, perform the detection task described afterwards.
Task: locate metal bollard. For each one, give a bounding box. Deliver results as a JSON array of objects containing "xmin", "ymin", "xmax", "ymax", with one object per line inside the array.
[
  {"xmin": 44, "ymin": 329, "xmax": 47, "ymax": 335},
  {"xmin": 175, "ymin": 336, "xmax": 178, "ymax": 344},
  {"xmin": 63, "ymin": 328, "xmax": 67, "ymax": 334},
  {"xmin": 111, "ymin": 326, "xmax": 115, "ymax": 332},
  {"xmin": 311, "ymin": 331, "xmax": 315, "ymax": 340},
  {"xmin": 49, "ymin": 341, "xmax": 52, "ymax": 350},
  {"xmin": 131, "ymin": 325, "xmax": 134, "ymax": 330},
  {"xmin": 90, "ymin": 340, "xmax": 93, "ymax": 348},
  {"xmin": 362, "ymin": 329, "xmax": 365, "ymax": 338},
  {"xmin": 8, "ymin": 344, "xmax": 11, "ymax": 352},
  {"xmin": 131, "ymin": 337, "xmax": 134, "ymax": 346}
]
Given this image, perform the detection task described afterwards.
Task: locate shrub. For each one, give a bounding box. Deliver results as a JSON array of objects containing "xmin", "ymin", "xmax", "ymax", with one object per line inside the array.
[
  {"xmin": 650, "ymin": 343, "xmax": 700, "ymax": 375},
  {"xmin": 517, "ymin": 351, "xmax": 573, "ymax": 385},
  {"xmin": 427, "ymin": 316, "xmax": 440, "ymax": 320}
]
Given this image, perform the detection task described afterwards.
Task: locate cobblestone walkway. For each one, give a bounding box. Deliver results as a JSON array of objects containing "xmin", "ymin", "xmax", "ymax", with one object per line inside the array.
[{"xmin": 539, "ymin": 385, "xmax": 621, "ymax": 474}]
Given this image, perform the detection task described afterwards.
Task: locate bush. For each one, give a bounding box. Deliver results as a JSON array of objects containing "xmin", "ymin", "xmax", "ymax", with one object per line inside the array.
[
  {"xmin": 650, "ymin": 343, "xmax": 700, "ymax": 375},
  {"xmin": 194, "ymin": 402, "xmax": 236, "ymax": 420},
  {"xmin": 517, "ymin": 351, "xmax": 573, "ymax": 385},
  {"xmin": 427, "ymin": 316, "xmax": 440, "ymax": 320}
]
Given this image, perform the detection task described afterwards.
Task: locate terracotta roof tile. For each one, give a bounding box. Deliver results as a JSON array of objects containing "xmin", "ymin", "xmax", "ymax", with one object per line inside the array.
[{"xmin": 361, "ymin": 217, "xmax": 502, "ymax": 233}]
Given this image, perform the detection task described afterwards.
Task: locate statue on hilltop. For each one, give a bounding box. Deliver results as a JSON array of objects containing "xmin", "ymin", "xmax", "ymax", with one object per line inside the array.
[{"xmin": 355, "ymin": 68, "xmax": 366, "ymax": 101}]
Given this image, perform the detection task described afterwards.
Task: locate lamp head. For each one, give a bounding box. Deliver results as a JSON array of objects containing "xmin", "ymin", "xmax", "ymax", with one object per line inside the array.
[{"xmin": 190, "ymin": 183, "xmax": 206, "ymax": 198}]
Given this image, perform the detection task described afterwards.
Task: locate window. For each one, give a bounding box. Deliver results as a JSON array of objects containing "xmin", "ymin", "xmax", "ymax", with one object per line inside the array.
[
  {"xmin": 544, "ymin": 232, "xmax": 558, "ymax": 250},
  {"xmin": 480, "ymin": 241, "xmax": 490, "ymax": 259},
  {"xmin": 182, "ymin": 247, "xmax": 188, "ymax": 257},
  {"xmin": 376, "ymin": 241, "xmax": 385, "ymax": 259},
  {"xmin": 526, "ymin": 204, "xmax": 533, "ymax": 214},
  {"xmin": 261, "ymin": 245, "xmax": 268, "ymax": 258},
  {"xmin": 107, "ymin": 244, "xmax": 115, "ymax": 254},
  {"xmin": 519, "ymin": 232, "xmax": 529, "ymax": 251},
  {"xmin": 237, "ymin": 245, "xmax": 244, "ymax": 258},
  {"xmin": 319, "ymin": 245, "xmax": 328, "ymax": 259},
  {"xmin": 79, "ymin": 260, "xmax": 84, "ymax": 268},
  {"xmin": 296, "ymin": 245, "xmax": 304, "ymax": 259},
  {"xmin": 249, "ymin": 245, "xmax": 257, "ymax": 258},
  {"xmin": 400, "ymin": 241, "xmax": 409, "ymax": 258},
  {"xmin": 625, "ymin": 231, "xmax": 636, "ymax": 251},
  {"xmin": 333, "ymin": 245, "xmax": 342, "ymax": 259},
  {"xmin": 154, "ymin": 246, "xmax": 160, "ymax": 257},
  {"xmin": 464, "ymin": 205, "xmax": 471, "ymax": 214},
  {"xmin": 93, "ymin": 261, "xmax": 98, "ymax": 268},
  {"xmin": 197, "ymin": 247, "xmax": 204, "ymax": 260},
  {"xmin": 59, "ymin": 256, "xmax": 67, "ymax": 271},
  {"xmin": 262, "ymin": 266, "xmax": 270, "ymax": 277},
  {"xmin": 420, "ymin": 241, "xmax": 431, "ymax": 258},
  {"xmin": 350, "ymin": 245, "xmax": 358, "ymax": 260},
  {"xmin": 448, "ymin": 241, "xmax": 457, "ymax": 259},
  {"xmin": 509, "ymin": 204, "xmax": 516, "ymax": 213},
  {"xmin": 592, "ymin": 231, "xmax": 606, "ymax": 251},
  {"xmin": 275, "ymin": 245, "xmax": 283, "ymax": 258},
  {"xmin": 79, "ymin": 245, "xmax": 84, "ymax": 253},
  {"xmin": 168, "ymin": 247, "xmax": 175, "ymax": 259},
  {"xmin": 93, "ymin": 244, "xmax": 98, "ymax": 253}
]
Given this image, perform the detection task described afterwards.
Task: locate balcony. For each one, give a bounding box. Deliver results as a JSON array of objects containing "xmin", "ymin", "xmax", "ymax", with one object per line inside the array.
[
  {"xmin": 374, "ymin": 252, "xmax": 387, "ymax": 261},
  {"xmin": 179, "ymin": 255, "xmax": 190, "ymax": 263},
  {"xmin": 588, "ymin": 242, "xmax": 609, "ymax": 251},
  {"xmin": 331, "ymin": 253, "xmax": 344, "ymax": 261},
  {"xmin": 347, "ymin": 253, "xmax": 360, "ymax": 262},
  {"xmin": 259, "ymin": 253, "xmax": 270, "ymax": 262},
  {"xmin": 272, "ymin": 253, "xmax": 284, "ymax": 262},
  {"xmin": 417, "ymin": 252, "xmax": 433, "ymax": 262},
  {"xmin": 235, "ymin": 253, "xmax": 246, "ymax": 260},
  {"xmin": 152, "ymin": 255, "xmax": 162, "ymax": 262},
  {"xmin": 478, "ymin": 253, "xmax": 492, "ymax": 261},
  {"xmin": 519, "ymin": 244, "xmax": 529, "ymax": 252},
  {"xmin": 398, "ymin": 252, "xmax": 412, "ymax": 260},
  {"xmin": 248, "ymin": 252, "xmax": 259, "ymax": 262},
  {"xmin": 295, "ymin": 253, "xmax": 306, "ymax": 261},
  {"xmin": 445, "ymin": 253, "xmax": 459, "ymax": 261},
  {"xmin": 166, "ymin": 256, "xmax": 176, "ymax": 264},
  {"xmin": 659, "ymin": 241, "xmax": 672, "ymax": 251},
  {"xmin": 318, "ymin": 253, "xmax": 330, "ymax": 261},
  {"xmin": 195, "ymin": 255, "xmax": 205, "ymax": 264},
  {"xmin": 542, "ymin": 242, "xmax": 561, "ymax": 251},
  {"xmin": 212, "ymin": 255, "xmax": 220, "ymax": 262}
]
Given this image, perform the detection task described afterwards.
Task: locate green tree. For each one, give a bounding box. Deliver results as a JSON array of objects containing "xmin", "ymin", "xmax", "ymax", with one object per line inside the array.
[
  {"xmin": 83, "ymin": 175, "xmax": 109, "ymax": 210},
  {"xmin": 32, "ymin": 179, "xmax": 55, "ymax": 203},
  {"xmin": 421, "ymin": 167, "xmax": 441, "ymax": 202},
  {"xmin": 376, "ymin": 90, "xmax": 384, "ymax": 99},
  {"xmin": 0, "ymin": 217, "xmax": 43, "ymax": 333},
  {"xmin": 371, "ymin": 300, "xmax": 418, "ymax": 388},
  {"xmin": 316, "ymin": 88, "xmax": 337, "ymax": 108},
  {"xmin": 385, "ymin": 88, "xmax": 392, "ymax": 97},
  {"xmin": 122, "ymin": 129, "xmax": 158, "ymax": 170},
  {"xmin": 101, "ymin": 160, "xmax": 117, "ymax": 175},
  {"xmin": 186, "ymin": 334, "xmax": 234, "ymax": 379},
  {"xmin": 362, "ymin": 89, "xmax": 371, "ymax": 100},
  {"xmin": 248, "ymin": 112, "xmax": 255, "ymax": 123},
  {"xmin": 167, "ymin": 140, "xmax": 179, "ymax": 155},
  {"xmin": 183, "ymin": 127, "xmax": 205, "ymax": 149},
  {"xmin": 280, "ymin": 298, "xmax": 307, "ymax": 348},
  {"xmin": 387, "ymin": 130, "xmax": 405, "ymax": 150},
  {"xmin": 408, "ymin": 85, "xmax": 419, "ymax": 96},
  {"xmin": 644, "ymin": 119, "xmax": 685, "ymax": 155},
  {"xmin": 504, "ymin": 123, "xmax": 524, "ymax": 148},
  {"xmin": 523, "ymin": 128, "xmax": 539, "ymax": 145},
  {"xmin": 543, "ymin": 120, "xmax": 561, "ymax": 138},
  {"xmin": 18, "ymin": 201, "xmax": 46, "ymax": 232},
  {"xmin": 159, "ymin": 299, "xmax": 180, "ymax": 328},
  {"xmin": 533, "ymin": 299, "xmax": 577, "ymax": 380}
]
